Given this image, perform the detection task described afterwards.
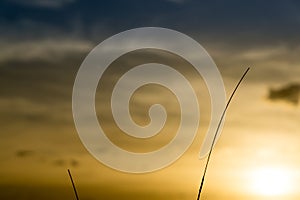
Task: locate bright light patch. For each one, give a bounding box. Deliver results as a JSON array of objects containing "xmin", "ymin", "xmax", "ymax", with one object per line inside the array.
[{"xmin": 250, "ymin": 167, "xmax": 293, "ymax": 196}]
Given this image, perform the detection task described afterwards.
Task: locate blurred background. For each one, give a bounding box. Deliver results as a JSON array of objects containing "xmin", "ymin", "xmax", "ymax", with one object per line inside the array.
[{"xmin": 0, "ymin": 0, "xmax": 299, "ymax": 199}]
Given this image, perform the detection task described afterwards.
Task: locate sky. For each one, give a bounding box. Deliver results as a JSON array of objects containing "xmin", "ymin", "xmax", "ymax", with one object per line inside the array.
[{"xmin": 0, "ymin": 0, "xmax": 300, "ymax": 199}]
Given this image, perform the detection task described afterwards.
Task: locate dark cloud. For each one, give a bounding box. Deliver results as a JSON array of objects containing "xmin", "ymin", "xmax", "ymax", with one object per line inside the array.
[
  {"xmin": 0, "ymin": 53, "xmax": 82, "ymax": 126},
  {"xmin": 15, "ymin": 150, "xmax": 34, "ymax": 157},
  {"xmin": 0, "ymin": 0, "xmax": 300, "ymax": 46},
  {"xmin": 70, "ymin": 159, "xmax": 79, "ymax": 167},
  {"xmin": 53, "ymin": 158, "xmax": 79, "ymax": 167},
  {"xmin": 268, "ymin": 83, "xmax": 300, "ymax": 105}
]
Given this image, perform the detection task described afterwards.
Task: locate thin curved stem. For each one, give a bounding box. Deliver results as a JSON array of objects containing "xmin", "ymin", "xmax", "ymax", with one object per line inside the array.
[{"xmin": 197, "ymin": 67, "xmax": 250, "ymax": 200}]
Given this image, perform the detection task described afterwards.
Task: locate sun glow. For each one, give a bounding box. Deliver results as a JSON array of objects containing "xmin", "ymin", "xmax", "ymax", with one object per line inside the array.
[{"xmin": 250, "ymin": 167, "xmax": 294, "ymax": 196}]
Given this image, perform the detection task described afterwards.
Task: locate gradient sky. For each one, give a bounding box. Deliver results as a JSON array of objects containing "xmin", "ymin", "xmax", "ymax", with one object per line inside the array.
[{"xmin": 0, "ymin": 0, "xmax": 299, "ymax": 199}]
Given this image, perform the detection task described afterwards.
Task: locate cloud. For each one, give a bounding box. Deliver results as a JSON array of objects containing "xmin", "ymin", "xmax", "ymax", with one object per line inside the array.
[
  {"xmin": 239, "ymin": 46, "xmax": 287, "ymax": 61},
  {"xmin": 268, "ymin": 83, "xmax": 300, "ymax": 105},
  {"xmin": 7, "ymin": 0, "xmax": 75, "ymax": 8},
  {"xmin": 0, "ymin": 39, "xmax": 92, "ymax": 63},
  {"xmin": 15, "ymin": 150, "xmax": 35, "ymax": 157},
  {"xmin": 53, "ymin": 158, "xmax": 79, "ymax": 167}
]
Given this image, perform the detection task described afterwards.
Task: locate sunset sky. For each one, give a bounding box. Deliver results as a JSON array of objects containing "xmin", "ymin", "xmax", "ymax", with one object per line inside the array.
[{"xmin": 0, "ymin": 0, "xmax": 300, "ymax": 199}]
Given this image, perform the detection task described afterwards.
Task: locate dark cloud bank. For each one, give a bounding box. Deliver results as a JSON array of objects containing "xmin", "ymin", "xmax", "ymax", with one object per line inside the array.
[{"xmin": 268, "ymin": 83, "xmax": 300, "ymax": 105}]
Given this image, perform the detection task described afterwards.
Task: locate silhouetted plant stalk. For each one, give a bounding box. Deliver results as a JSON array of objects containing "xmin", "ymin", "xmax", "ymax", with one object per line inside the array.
[
  {"xmin": 197, "ymin": 67, "xmax": 250, "ymax": 200},
  {"xmin": 68, "ymin": 169, "xmax": 80, "ymax": 200}
]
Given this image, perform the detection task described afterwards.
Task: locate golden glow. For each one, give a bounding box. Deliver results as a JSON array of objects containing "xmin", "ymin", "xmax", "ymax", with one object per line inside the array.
[{"xmin": 250, "ymin": 167, "xmax": 293, "ymax": 196}]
